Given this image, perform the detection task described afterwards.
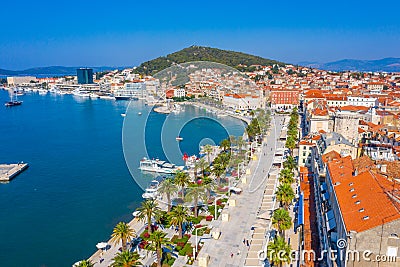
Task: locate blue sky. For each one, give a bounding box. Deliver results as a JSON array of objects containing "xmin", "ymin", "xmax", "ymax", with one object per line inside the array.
[{"xmin": 1, "ymin": 0, "xmax": 399, "ymax": 69}]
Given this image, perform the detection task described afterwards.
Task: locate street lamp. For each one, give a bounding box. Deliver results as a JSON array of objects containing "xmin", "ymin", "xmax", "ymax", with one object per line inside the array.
[
  {"xmin": 245, "ymin": 151, "xmax": 251, "ymax": 162},
  {"xmin": 250, "ymin": 141, "xmax": 257, "ymax": 157},
  {"xmin": 237, "ymin": 162, "xmax": 245, "ymax": 181},
  {"xmin": 213, "ymin": 195, "xmax": 225, "ymax": 220},
  {"xmin": 194, "ymin": 225, "xmax": 209, "ymax": 259}
]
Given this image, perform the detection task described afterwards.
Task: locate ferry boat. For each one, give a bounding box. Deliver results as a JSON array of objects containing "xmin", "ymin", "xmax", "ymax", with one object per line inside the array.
[
  {"xmin": 142, "ymin": 180, "xmax": 160, "ymax": 199},
  {"xmin": 139, "ymin": 158, "xmax": 184, "ymax": 174}
]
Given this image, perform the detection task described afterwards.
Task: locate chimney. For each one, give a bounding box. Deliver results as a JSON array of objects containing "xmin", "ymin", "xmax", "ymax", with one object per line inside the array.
[{"xmin": 381, "ymin": 164, "xmax": 387, "ymax": 173}]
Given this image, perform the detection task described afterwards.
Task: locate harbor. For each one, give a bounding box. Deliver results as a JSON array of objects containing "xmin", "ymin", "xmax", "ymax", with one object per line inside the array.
[{"xmin": 0, "ymin": 163, "xmax": 29, "ymax": 182}]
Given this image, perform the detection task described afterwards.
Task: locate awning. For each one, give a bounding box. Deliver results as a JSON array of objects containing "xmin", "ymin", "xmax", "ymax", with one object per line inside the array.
[
  {"xmin": 325, "ymin": 209, "xmax": 335, "ymax": 221},
  {"xmin": 327, "ymin": 218, "xmax": 336, "ymax": 232},
  {"xmin": 295, "ymin": 193, "xmax": 304, "ymax": 228},
  {"xmin": 320, "ymin": 182, "xmax": 328, "ymax": 193},
  {"xmin": 322, "ymin": 191, "xmax": 330, "ymax": 202}
]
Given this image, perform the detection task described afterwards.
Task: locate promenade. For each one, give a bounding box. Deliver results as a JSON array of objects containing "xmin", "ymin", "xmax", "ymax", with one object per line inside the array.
[
  {"xmin": 0, "ymin": 163, "xmax": 29, "ymax": 182},
  {"xmin": 196, "ymin": 115, "xmax": 284, "ymax": 267}
]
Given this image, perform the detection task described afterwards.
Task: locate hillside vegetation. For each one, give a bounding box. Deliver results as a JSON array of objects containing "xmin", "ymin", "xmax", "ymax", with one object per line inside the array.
[{"xmin": 134, "ymin": 46, "xmax": 284, "ymax": 75}]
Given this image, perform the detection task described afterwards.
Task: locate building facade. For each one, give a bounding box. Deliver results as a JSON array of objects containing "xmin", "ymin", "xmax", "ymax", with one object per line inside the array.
[{"xmin": 77, "ymin": 68, "xmax": 94, "ymax": 84}]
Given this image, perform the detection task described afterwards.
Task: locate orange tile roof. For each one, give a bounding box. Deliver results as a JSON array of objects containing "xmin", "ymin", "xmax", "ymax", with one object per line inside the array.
[
  {"xmin": 327, "ymin": 157, "xmax": 400, "ymax": 233},
  {"xmin": 322, "ymin": 150, "xmax": 341, "ymax": 163},
  {"xmin": 339, "ymin": 105, "xmax": 369, "ymax": 112}
]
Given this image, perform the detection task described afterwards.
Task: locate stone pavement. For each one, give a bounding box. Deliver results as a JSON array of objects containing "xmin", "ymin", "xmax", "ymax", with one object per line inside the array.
[{"xmin": 195, "ymin": 115, "xmax": 285, "ymax": 267}]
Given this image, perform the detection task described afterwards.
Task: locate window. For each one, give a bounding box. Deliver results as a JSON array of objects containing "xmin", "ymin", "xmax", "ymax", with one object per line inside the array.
[{"xmin": 386, "ymin": 246, "xmax": 398, "ymax": 257}]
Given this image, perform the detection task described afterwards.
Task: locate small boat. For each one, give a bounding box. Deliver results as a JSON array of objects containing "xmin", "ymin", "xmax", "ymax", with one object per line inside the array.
[
  {"xmin": 176, "ymin": 136, "xmax": 183, "ymax": 141},
  {"xmin": 121, "ymin": 113, "xmax": 126, "ymax": 117},
  {"xmin": 142, "ymin": 180, "xmax": 160, "ymax": 199},
  {"xmin": 5, "ymin": 101, "xmax": 22, "ymax": 107},
  {"xmin": 5, "ymin": 89, "xmax": 23, "ymax": 107},
  {"xmin": 138, "ymin": 112, "xmax": 142, "ymax": 115},
  {"xmin": 139, "ymin": 158, "xmax": 184, "ymax": 174}
]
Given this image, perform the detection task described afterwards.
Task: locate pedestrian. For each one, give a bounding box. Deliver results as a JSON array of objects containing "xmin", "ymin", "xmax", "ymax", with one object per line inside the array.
[
  {"xmin": 246, "ymin": 240, "xmax": 249, "ymax": 247},
  {"xmin": 237, "ymin": 249, "xmax": 241, "ymax": 255},
  {"xmin": 243, "ymin": 238, "xmax": 246, "ymax": 245},
  {"xmin": 231, "ymin": 251, "xmax": 234, "ymax": 258}
]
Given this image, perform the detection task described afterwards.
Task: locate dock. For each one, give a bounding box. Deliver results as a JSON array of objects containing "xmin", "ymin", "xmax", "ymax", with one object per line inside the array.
[{"xmin": 0, "ymin": 163, "xmax": 29, "ymax": 182}]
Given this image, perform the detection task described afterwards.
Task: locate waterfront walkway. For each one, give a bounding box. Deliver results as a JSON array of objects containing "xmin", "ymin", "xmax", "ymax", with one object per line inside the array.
[
  {"xmin": 0, "ymin": 163, "xmax": 29, "ymax": 182},
  {"xmin": 196, "ymin": 115, "xmax": 284, "ymax": 267}
]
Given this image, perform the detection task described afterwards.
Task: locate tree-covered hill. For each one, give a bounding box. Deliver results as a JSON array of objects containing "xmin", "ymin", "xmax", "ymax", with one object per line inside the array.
[{"xmin": 134, "ymin": 46, "xmax": 284, "ymax": 75}]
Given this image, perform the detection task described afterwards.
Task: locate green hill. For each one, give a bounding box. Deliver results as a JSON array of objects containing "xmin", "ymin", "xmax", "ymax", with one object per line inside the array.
[{"xmin": 135, "ymin": 46, "xmax": 284, "ymax": 75}]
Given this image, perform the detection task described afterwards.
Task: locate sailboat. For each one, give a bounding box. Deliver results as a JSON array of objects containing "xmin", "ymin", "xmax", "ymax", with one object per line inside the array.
[{"xmin": 5, "ymin": 89, "xmax": 23, "ymax": 107}]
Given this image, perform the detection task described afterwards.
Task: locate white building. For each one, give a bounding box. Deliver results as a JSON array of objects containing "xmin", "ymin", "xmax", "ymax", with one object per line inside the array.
[
  {"xmin": 347, "ymin": 96, "xmax": 378, "ymax": 107},
  {"xmin": 222, "ymin": 94, "xmax": 264, "ymax": 110},
  {"xmin": 174, "ymin": 88, "xmax": 186, "ymax": 98},
  {"xmin": 7, "ymin": 76, "xmax": 37, "ymax": 86}
]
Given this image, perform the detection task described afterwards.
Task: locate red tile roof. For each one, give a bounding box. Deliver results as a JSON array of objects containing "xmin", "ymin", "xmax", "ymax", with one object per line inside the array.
[{"xmin": 327, "ymin": 157, "xmax": 400, "ymax": 233}]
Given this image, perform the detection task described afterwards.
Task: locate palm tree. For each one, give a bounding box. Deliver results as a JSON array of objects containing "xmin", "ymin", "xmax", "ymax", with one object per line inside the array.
[
  {"xmin": 202, "ymin": 176, "xmax": 216, "ymax": 199},
  {"xmin": 219, "ymin": 139, "xmax": 231, "ymax": 151},
  {"xmin": 197, "ymin": 157, "xmax": 208, "ymax": 179},
  {"xmin": 229, "ymin": 135, "xmax": 237, "ymax": 149},
  {"xmin": 267, "ymin": 236, "xmax": 291, "ymax": 267},
  {"xmin": 204, "ymin": 144, "xmax": 213, "ymax": 163},
  {"xmin": 218, "ymin": 152, "xmax": 231, "ymax": 168},
  {"xmin": 169, "ymin": 205, "xmax": 189, "ymax": 238},
  {"xmin": 148, "ymin": 230, "xmax": 172, "ymax": 267},
  {"xmin": 76, "ymin": 260, "xmax": 94, "ymax": 267},
  {"xmin": 237, "ymin": 136, "xmax": 246, "ymax": 154},
  {"xmin": 272, "ymin": 208, "xmax": 292, "ymax": 237},
  {"xmin": 158, "ymin": 178, "xmax": 177, "ymax": 212},
  {"xmin": 212, "ymin": 163, "xmax": 225, "ymax": 185},
  {"xmin": 285, "ymin": 136, "xmax": 296, "ymax": 155},
  {"xmin": 279, "ymin": 168, "xmax": 294, "ymax": 185},
  {"xmin": 110, "ymin": 222, "xmax": 136, "ymax": 251},
  {"xmin": 137, "ymin": 199, "xmax": 160, "ymax": 234},
  {"xmin": 174, "ymin": 171, "xmax": 191, "ymax": 199},
  {"xmin": 283, "ymin": 156, "xmax": 296, "ymax": 171},
  {"xmin": 185, "ymin": 185, "xmax": 206, "ymax": 217},
  {"xmin": 111, "ymin": 251, "xmax": 142, "ymax": 267},
  {"xmin": 275, "ymin": 183, "xmax": 295, "ymax": 210}
]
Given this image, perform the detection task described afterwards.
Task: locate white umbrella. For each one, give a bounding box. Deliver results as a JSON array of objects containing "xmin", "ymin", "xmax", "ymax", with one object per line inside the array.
[
  {"xmin": 72, "ymin": 261, "xmax": 82, "ymax": 267},
  {"xmin": 96, "ymin": 242, "xmax": 108, "ymax": 250}
]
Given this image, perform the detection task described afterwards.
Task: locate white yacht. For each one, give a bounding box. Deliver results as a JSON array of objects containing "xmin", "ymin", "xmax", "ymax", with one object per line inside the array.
[
  {"xmin": 142, "ymin": 180, "xmax": 160, "ymax": 199},
  {"xmin": 72, "ymin": 89, "xmax": 90, "ymax": 97},
  {"xmin": 139, "ymin": 158, "xmax": 184, "ymax": 174}
]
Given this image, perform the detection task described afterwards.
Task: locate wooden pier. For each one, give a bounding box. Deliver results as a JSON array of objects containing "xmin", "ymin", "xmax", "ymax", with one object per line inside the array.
[{"xmin": 0, "ymin": 163, "xmax": 29, "ymax": 182}]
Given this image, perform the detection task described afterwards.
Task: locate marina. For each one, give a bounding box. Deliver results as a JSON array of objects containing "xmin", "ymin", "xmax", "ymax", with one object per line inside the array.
[
  {"xmin": 0, "ymin": 163, "xmax": 29, "ymax": 182},
  {"xmin": 0, "ymin": 90, "xmax": 245, "ymax": 266}
]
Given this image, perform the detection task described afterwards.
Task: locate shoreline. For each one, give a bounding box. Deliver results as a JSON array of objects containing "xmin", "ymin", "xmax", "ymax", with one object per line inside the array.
[{"xmin": 183, "ymin": 101, "xmax": 251, "ymax": 125}]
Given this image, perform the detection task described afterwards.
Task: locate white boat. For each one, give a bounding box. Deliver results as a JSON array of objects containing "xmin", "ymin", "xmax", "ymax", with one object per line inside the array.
[
  {"xmin": 99, "ymin": 95, "xmax": 115, "ymax": 100},
  {"xmin": 72, "ymin": 89, "xmax": 90, "ymax": 97},
  {"xmin": 38, "ymin": 89, "xmax": 48, "ymax": 95},
  {"xmin": 139, "ymin": 158, "xmax": 184, "ymax": 174},
  {"xmin": 121, "ymin": 113, "xmax": 126, "ymax": 117},
  {"xmin": 89, "ymin": 93, "xmax": 100, "ymax": 99},
  {"xmin": 176, "ymin": 136, "xmax": 183, "ymax": 141},
  {"xmin": 142, "ymin": 180, "xmax": 160, "ymax": 199},
  {"xmin": 138, "ymin": 112, "xmax": 142, "ymax": 115}
]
